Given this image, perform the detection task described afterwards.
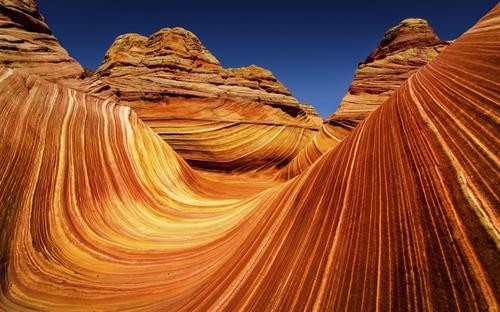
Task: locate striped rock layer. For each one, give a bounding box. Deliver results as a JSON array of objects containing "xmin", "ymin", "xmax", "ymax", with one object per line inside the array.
[
  {"xmin": 95, "ymin": 28, "xmax": 322, "ymax": 173},
  {"xmin": 330, "ymin": 17, "xmax": 450, "ymax": 125},
  {"xmin": 0, "ymin": 0, "xmax": 115, "ymax": 98},
  {"xmin": 279, "ymin": 18, "xmax": 450, "ymax": 178},
  {"xmin": 0, "ymin": 0, "xmax": 83, "ymax": 80},
  {"xmin": 0, "ymin": 4, "xmax": 499, "ymax": 311}
]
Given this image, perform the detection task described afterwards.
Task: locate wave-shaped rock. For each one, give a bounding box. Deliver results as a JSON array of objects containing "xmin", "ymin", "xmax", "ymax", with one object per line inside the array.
[{"xmin": 0, "ymin": 3, "xmax": 498, "ymax": 310}]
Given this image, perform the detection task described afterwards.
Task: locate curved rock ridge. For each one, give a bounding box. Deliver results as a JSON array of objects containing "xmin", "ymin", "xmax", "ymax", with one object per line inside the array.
[
  {"xmin": 95, "ymin": 27, "xmax": 322, "ymax": 173},
  {"xmin": 277, "ymin": 122, "xmax": 346, "ymax": 179},
  {"xmin": 0, "ymin": 4, "xmax": 499, "ymax": 310},
  {"xmin": 279, "ymin": 17, "xmax": 451, "ymax": 178}
]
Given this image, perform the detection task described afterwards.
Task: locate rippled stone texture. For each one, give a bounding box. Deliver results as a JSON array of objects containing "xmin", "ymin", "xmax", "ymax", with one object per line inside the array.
[
  {"xmin": 95, "ymin": 27, "xmax": 322, "ymax": 173},
  {"xmin": 0, "ymin": 4, "xmax": 499, "ymax": 311}
]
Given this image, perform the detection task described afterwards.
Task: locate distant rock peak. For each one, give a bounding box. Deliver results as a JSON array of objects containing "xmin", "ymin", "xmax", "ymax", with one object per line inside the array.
[
  {"xmin": 97, "ymin": 27, "xmax": 221, "ymax": 74},
  {"xmin": 315, "ymin": 16, "xmax": 451, "ymax": 166},
  {"xmin": 332, "ymin": 16, "xmax": 449, "ymax": 121},
  {"xmin": 366, "ymin": 17, "xmax": 444, "ymax": 62},
  {"xmin": 95, "ymin": 26, "xmax": 304, "ymax": 104}
]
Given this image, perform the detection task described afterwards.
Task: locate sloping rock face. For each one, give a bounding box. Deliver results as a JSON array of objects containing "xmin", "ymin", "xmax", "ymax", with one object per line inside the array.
[
  {"xmin": 0, "ymin": 4, "xmax": 499, "ymax": 310},
  {"xmin": 0, "ymin": 0, "xmax": 84, "ymax": 80},
  {"xmin": 279, "ymin": 18, "xmax": 450, "ymax": 178},
  {"xmin": 0, "ymin": 0, "xmax": 115, "ymax": 98},
  {"xmin": 96, "ymin": 28, "xmax": 322, "ymax": 173}
]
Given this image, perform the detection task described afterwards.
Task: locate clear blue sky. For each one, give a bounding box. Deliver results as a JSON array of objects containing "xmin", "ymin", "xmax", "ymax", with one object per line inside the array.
[{"xmin": 37, "ymin": 0, "xmax": 497, "ymax": 117}]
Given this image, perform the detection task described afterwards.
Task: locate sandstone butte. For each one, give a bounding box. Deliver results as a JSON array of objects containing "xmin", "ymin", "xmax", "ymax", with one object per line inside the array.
[
  {"xmin": 94, "ymin": 28, "xmax": 322, "ymax": 174},
  {"xmin": 0, "ymin": 0, "xmax": 499, "ymax": 311},
  {"xmin": 279, "ymin": 17, "xmax": 451, "ymax": 178}
]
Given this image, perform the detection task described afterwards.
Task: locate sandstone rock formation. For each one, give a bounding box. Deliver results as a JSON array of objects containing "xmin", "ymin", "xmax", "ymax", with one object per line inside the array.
[
  {"xmin": 0, "ymin": 0, "xmax": 115, "ymax": 98},
  {"xmin": 0, "ymin": 0, "xmax": 84, "ymax": 80},
  {"xmin": 95, "ymin": 27, "xmax": 322, "ymax": 173},
  {"xmin": 0, "ymin": 3, "xmax": 499, "ymax": 310},
  {"xmin": 0, "ymin": 0, "xmax": 317, "ymax": 175},
  {"xmin": 278, "ymin": 17, "xmax": 450, "ymax": 178},
  {"xmin": 329, "ymin": 17, "xmax": 449, "ymax": 126}
]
